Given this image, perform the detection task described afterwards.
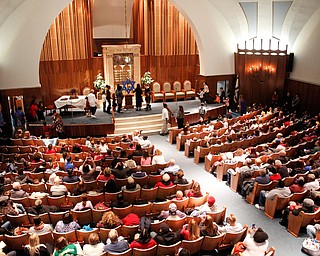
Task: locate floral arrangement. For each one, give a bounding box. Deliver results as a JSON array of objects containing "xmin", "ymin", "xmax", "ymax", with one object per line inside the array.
[
  {"xmin": 141, "ymin": 71, "xmax": 154, "ymax": 86},
  {"xmin": 93, "ymin": 73, "xmax": 106, "ymax": 90}
]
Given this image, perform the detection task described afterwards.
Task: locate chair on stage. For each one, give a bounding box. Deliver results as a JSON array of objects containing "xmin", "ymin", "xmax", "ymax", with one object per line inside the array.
[
  {"xmin": 162, "ymin": 82, "xmax": 175, "ymax": 102},
  {"xmin": 183, "ymin": 80, "xmax": 196, "ymax": 100},
  {"xmin": 152, "ymin": 82, "xmax": 164, "ymax": 102},
  {"xmin": 173, "ymin": 81, "xmax": 186, "ymax": 101}
]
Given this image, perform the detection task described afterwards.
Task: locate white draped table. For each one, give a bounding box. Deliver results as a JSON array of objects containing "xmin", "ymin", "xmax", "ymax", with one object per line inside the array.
[{"xmin": 54, "ymin": 95, "xmax": 86, "ymax": 110}]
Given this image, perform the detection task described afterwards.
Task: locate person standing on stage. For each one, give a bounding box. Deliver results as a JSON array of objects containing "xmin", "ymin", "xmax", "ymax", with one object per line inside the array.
[
  {"xmin": 219, "ymin": 87, "xmax": 226, "ymax": 102},
  {"xmin": 144, "ymin": 84, "xmax": 152, "ymax": 111},
  {"xmin": 203, "ymin": 82, "xmax": 210, "ymax": 105},
  {"xmin": 160, "ymin": 103, "xmax": 172, "ymax": 136},
  {"xmin": 87, "ymin": 89, "xmax": 98, "ymax": 118},
  {"xmin": 134, "ymin": 83, "xmax": 143, "ymax": 111},
  {"xmin": 239, "ymin": 95, "xmax": 247, "ymax": 115},
  {"xmin": 176, "ymin": 105, "xmax": 185, "ymax": 129},
  {"xmin": 102, "ymin": 90, "xmax": 107, "ymax": 113},
  {"xmin": 106, "ymin": 85, "xmax": 112, "ymax": 114},
  {"xmin": 115, "ymin": 84, "xmax": 124, "ymax": 113}
]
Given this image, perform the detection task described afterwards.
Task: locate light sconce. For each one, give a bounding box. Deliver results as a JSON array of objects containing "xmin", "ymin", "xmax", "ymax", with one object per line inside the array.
[{"xmin": 248, "ymin": 64, "xmax": 274, "ymax": 84}]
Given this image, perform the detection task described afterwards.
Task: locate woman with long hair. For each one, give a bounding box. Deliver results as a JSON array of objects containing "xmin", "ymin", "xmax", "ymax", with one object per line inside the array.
[
  {"xmin": 83, "ymin": 232, "xmax": 105, "ymax": 256},
  {"xmin": 134, "ymin": 83, "xmax": 143, "ymax": 111},
  {"xmin": 130, "ymin": 228, "xmax": 157, "ymax": 249},
  {"xmin": 96, "ymin": 211, "xmax": 122, "ymax": 229},
  {"xmin": 72, "ymin": 193, "xmax": 93, "ymax": 211},
  {"xmin": 180, "ymin": 219, "xmax": 200, "ymax": 241},
  {"xmin": 186, "ymin": 182, "xmax": 203, "ymax": 197},
  {"xmin": 140, "ymin": 151, "xmax": 152, "ymax": 166},
  {"xmin": 24, "ymin": 233, "xmax": 50, "ymax": 256},
  {"xmin": 199, "ymin": 215, "xmax": 219, "ymax": 237},
  {"xmin": 54, "ymin": 212, "xmax": 80, "ymax": 233}
]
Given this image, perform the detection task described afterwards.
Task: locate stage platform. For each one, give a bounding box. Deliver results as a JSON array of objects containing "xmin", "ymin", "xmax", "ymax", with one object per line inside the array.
[{"xmin": 28, "ymin": 100, "xmax": 226, "ymax": 137}]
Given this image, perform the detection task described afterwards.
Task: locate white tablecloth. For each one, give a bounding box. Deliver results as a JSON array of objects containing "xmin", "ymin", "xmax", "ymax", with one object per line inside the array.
[{"xmin": 54, "ymin": 95, "xmax": 86, "ymax": 109}]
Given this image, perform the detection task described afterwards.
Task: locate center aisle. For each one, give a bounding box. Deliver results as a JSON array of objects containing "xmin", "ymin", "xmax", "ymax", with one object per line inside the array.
[{"xmin": 149, "ymin": 134, "xmax": 304, "ymax": 255}]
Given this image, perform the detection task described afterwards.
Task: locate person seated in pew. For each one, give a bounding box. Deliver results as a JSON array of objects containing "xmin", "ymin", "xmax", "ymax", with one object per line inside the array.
[
  {"xmin": 151, "ymin": 222, "xmax": 181, "ymax": 245},
  {"xmin": 96, "ymin": 167, "xmax": 115, "ymax": 182},
  {"xmin": 54, "ymin": 212, "xmax": 80, "ymax": 233},
  {"xmin": 158, "ymin": 202, "xmax": 186, "ymax": 220},
  {"xmin": 199, "ymin": 215, "xmax": 220, "ymax": 237},
  {"xmin": 53, "ymin": 236, "xmax": 77, "ymax": 256},
  {"xmin": 24, "ymin": 233, "xmax": 51, "ymax": 256},
  {"xmin": 72, "ymin": 193, "xmax": 93, "ymax": 211},
  {"xmin": 29, "ymin": 216, "xmax": 53, "ymax": 235},
  {"xmin": 255, "ymin": 180, "xmax": 291, "ymax": 211},
  {"xmin": 121, "ymin": 177, "xmax": 141, "ymax": 192},
  {"xmin": 96, "ymin": 211, "xmax": 122, "ymax": 229},
  {"xmin": 160, "ymin": 159, "xmax": 180, "ymax": 175},
  {"xmin": 104, "ymin": 229, "xmax": 129, "ymax": 254},
  {"xmin": 110, "ymin": 194, "xmax": 130, "ymax": 208},
  {"xmin": 304, "ymin": 173, "xmax": 320, "ymax": 191},
  {"xmin": 124, "ymin": 155, "xmax": 137, "ymax": 170},
  {"xmin": 27, "ymin": 198, "xmax": 58, "ymax": 215},
  {"xmin": 289, "ymin": 177, "xmax": 305, "ymax": 193},
  {"xmin": 241, "ymin": 227, "xmax": 269, "ymax": 256},
  {"xmin": 83, "ymin": 232, "xmax": 105, "ymax": 256},
  {"xmin": 62, "ymin": 168, "xmax": 80, "ymax": 183},
  {"xmin": 50, "ymin": 177, "xmax": 68, "ymax": 197},
  {"xmin": 10, "ymin": 181, "xmax": 28, "ymax": 198},
  {"xmin": 180, "ymin": 219, "xmax": 200, "ymax": 241},
  {"xmin": 130, "ymin": 228, "xmax": 157, "ymax": 249},
  {"xmin": 218, "ymin": 213, "xmax": 243, "ymax": 233},
  {"xmin": 174, "ymin": 170, "xmax": 188, "ymax": 185},
  {"xmin": 279, "ymin": 198, "xmax": 318, "ymax": 227},
  {"xmin": 131, "ymin": 166, "xmax": 147, "ymax": 178},
  {"xmin": 154, "ymin": 174, "xmax": 174, "ymax": 188},
  {"xmin": 188, "ymin": 196, "xmax": 218, "ymax": 217},
  {"xmin": 185, "ymin": 182, "xmax": 202, "ymax": 198},
  {"xmin": 15, "ymin": 169, "xmax": 33, "ymax": 184}
]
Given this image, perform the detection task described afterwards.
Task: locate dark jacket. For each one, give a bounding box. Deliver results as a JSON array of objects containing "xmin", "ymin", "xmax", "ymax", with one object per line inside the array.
[{"xmin": 154, "ymin": 230, "xmax": 181, "ymax": 245}]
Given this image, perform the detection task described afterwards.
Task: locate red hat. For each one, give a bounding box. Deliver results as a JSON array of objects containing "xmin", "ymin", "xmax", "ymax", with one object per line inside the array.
[{"xmin": 207, "ymin": 196, "xmax": 216, "ymax": 205}]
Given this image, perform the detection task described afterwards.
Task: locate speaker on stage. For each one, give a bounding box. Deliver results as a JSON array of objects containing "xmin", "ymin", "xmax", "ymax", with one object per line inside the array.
[{"xmin": 286, "ymin": 53, "xmax": 294, "ymax": 72}]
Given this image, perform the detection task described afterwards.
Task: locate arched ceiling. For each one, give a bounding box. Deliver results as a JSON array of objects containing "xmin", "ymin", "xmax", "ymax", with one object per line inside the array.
[{"xmin": 0, "ymin": 0, "xmax": 319, "ymax": 89}]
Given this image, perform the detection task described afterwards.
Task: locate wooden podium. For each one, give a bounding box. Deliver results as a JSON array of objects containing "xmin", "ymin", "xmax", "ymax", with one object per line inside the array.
[{"xmin": 124, "ymin": 94, "xmax": 134, "ymax": 109}]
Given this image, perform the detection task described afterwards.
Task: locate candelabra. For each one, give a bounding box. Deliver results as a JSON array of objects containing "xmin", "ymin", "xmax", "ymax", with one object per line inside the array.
[{"xmin": 248, "ymin": 64, "xmax": 274, "ymax": 84}]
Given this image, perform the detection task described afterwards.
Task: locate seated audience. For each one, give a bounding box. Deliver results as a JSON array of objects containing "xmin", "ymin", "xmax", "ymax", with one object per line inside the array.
[
  {"xmin": 180, "ymin": 219, "xmax": 200, "ymax": 241},
  {"xmin": 82, "ymin": 233, "xmax": 105, "ymax": 256},
  {"xmin": 140, "ymin": 151, "xmax": 152, "ymax": 166},
  {"xmin": 24, "ymin": 233, "xmax": 51, "ymax": 256},
  {"xmin": 199, "ymin": 215, "xmax": 220, "ymax": 237},
  {"xmin": 46, "ymin": 144, "xmax": 56, "ymax": 154},
  {"xmin": 73, "ymin": 180, "xmax": 87, "ymax": 196},
  {"xmin": 15, "ymin": 169, "xmax": 33, "ymax": 184},
  {"xmin": 50, "ymin": 177, "xmax": 68, "ymax": 196},
  {"xmin": 11, "ymin": 182, "xmax": 28, "ymax": 198},
  {"xmin": 189, "ymin": 196, "xmax": 218, "ymax": 216},
  {"xmin": 124, "ymin": 155, "xmax": 137, "ymax": 169},
  {"xmin": 112, "ymin": 162, "xmax": 129, "ymax": 179},
  {"xmin": 158, "ymin": 203, "xmax": 186, "ymax": 220},
  {"xmin": 289, "ymin": 177, "xmax": 305, "ymax": 193},
  {"xmin": 242, "ymin": 227, "xmax": 269, "ymax": 256},
  {"xmin": 152, "ymin": 149, "xmax": 167, "ymax": 165},
  {"xmin": 29, "ymin": 216, "xmax": 53, "ymax": 235},
  {"xmin": 54, "ymin": 212, "xmax": 80, "ymax": 233},
  {"xmin": 27, "ymin": 199, "xmax": 58, "ymax": 215},
  {"xmin": 152, "ymin": 223, "xmax": 181, "ymax": 245},
  {"xmin": 104, "ymin": 228, "xmax": 129, "ymax": 253},
  {"xmin": 174, "ymin": 170, "xmax": 188, "ymax": 185},
  {"xmin": 186, "ymin": 182, "xmax": 203, "ymax": 197},
  {"xmin": 97, "ymin": 167, "xmax": 115, "ymax": 182},
  {"xmin": 130, "ymin": 228, "xmax": 157, "ymax": 249},
  {"xmin": 218, "ymin": 214, "xmax": 243, "ymax": 233},
  {"xmin": 274, "ymin": 160, "xmax": 289, "ymax": 178},
  {"xmin": 103, "ymin": 179, "xmax": 120, "ymax": 193},
  {"xmin": 154, "ymin": 174, "xmax": 174, "ymax": 188},
  {"xmin": 110, "ymin": 194, "xmax": 130, "ymax": 208},
  {"xmin": 131, "ymin": 166, "xmax": 147, "ymax": 178},
  {"xmin": 62, "ymin": 168, "xmax": 80, "ymax": 183},
  {"xmin": 97, "ymin": 211, "xmax": 122, "ymax": 229},
  {"xmin": 161, "ymin": 159, "xmax": 180, "ymax": 175},
  {"xmin": 122, "ymin": 177, "xmax": 141, "ymax": 192},
  {"xmin": 255, "ymin": 180, "xmax": 291, "ymax": 210},
  {"xmin": 53, "ymin": 236, "xmax": 77, "ymax": 256},
  {"xmin": 304, "ymin": 173, "xmax": 320, "ymax": 191},
  {"xmin": 72, "ymin": 193, "xmax": 93, "ymax": 211}
]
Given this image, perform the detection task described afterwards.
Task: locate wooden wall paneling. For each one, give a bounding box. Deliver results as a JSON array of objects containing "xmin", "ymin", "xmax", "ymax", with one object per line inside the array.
[{"xmin": 284, "ymin": 79, "xmax": 320, "ymax": 115}]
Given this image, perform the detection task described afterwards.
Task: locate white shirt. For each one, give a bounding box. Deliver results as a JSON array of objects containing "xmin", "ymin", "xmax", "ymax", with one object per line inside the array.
[
  {"xmin": 99, "ymin": 144, "xmax": 109, "ymax": 152},
  {"xmin": 242, "ymin": 234, "xmax": 269, "ymax": 256},
  {"xmin": 87, "ymin": 92, "xmax": 97, "ymax": 107},
  {"xmin": 162, "ymin": 108, "xmax": 169, "ymax": 120},
  {"xmin": 83, "ymin": 242, "xmax": 105, "ymax": 256},
  {"xmin": 102, "ymin": 94, "xmax": 106, "ymax": 103},
  {"xmin": 218, "ymin": 222, "xmax": 243, "ymax": 233},
  {"xmin": 152, "ymin": 155, "xmax": 166, "ymax": 165}
]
